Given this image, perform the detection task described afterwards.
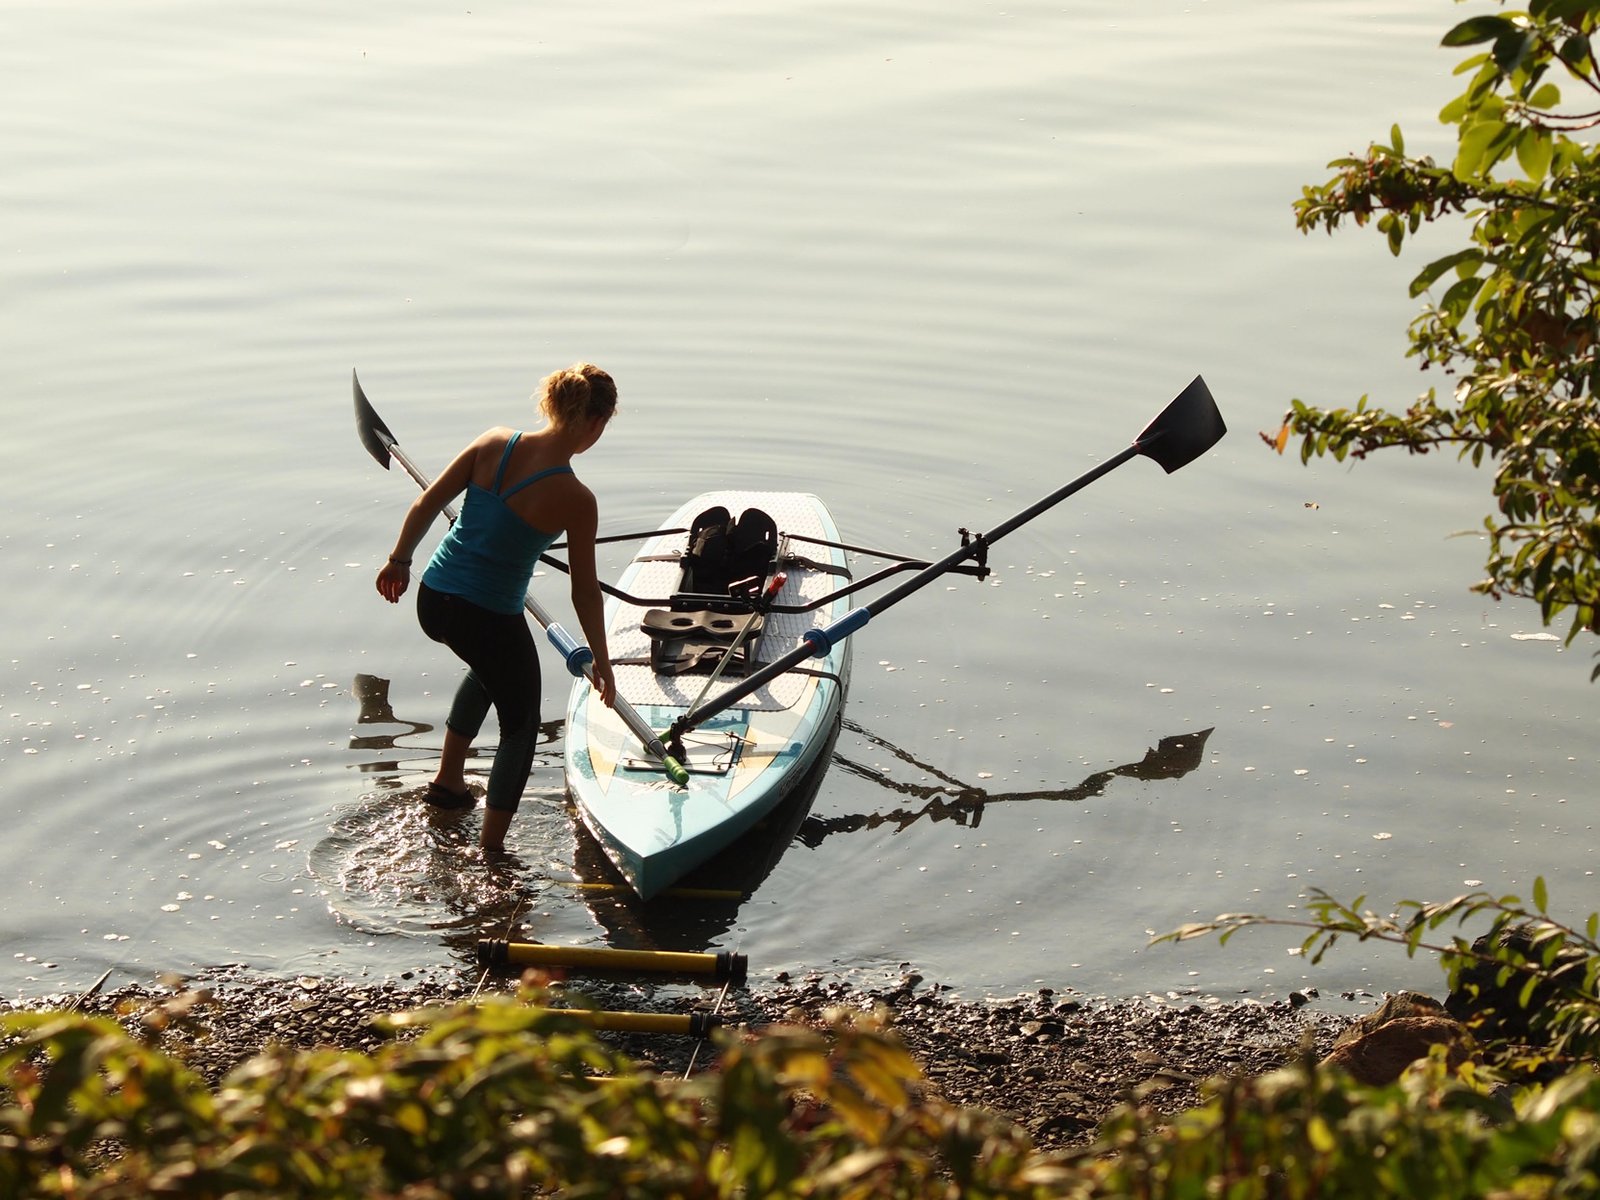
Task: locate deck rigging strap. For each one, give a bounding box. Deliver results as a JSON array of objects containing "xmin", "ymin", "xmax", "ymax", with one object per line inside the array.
[
  {"xmin": 630, "ymin": 548, "xmax": 852, "ymax": 580},
  {"xmin": 610, "ymin": 656, "xmax": 844, "ymax": 686}
]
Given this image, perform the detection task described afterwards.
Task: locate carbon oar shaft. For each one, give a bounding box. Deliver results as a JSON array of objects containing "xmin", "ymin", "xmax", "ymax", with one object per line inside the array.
[
  {"xmin": 670, "ymin": 445, "xmax": 1139, "ymax": 739},
  {"xmin": 668, "ymin": 374, "xmax": 1224, "ymax": 742}
]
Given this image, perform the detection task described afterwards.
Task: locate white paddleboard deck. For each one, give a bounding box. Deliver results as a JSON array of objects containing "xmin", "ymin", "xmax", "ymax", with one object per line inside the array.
[{"xmin": 565, "ymin": 491, "xmax": 853, "ymax": 898}]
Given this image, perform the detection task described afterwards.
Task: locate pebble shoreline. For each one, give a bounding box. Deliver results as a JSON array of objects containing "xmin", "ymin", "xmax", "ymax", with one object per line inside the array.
[{"xmin": 11, "ymin": 965, "xmax": 1366, "ymax": 1153}]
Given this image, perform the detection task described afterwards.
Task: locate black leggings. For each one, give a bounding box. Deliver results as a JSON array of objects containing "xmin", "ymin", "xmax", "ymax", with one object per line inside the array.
[{"xmin": 417, "ymin": 582, "xmax": 542, "ymax": 813}]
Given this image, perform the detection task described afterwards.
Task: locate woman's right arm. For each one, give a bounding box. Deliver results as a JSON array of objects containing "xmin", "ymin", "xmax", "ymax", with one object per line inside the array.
[{"xmin": 375, "ymin": 434, "xmax": 490, "ymax": 603}]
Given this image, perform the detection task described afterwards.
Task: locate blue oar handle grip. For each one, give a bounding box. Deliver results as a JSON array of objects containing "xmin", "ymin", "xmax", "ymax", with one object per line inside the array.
[
  {"xmin": 803, "ymin": 606, "xmax": 871, "ymax": 657},
  {"xmin": 546, "ymin": 623, "xmax": 594, "ymax": 677}
]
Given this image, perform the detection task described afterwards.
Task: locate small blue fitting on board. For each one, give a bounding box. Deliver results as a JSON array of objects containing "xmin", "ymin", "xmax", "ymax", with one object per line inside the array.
[
  {"xmin": 547, "ymin": 623, "xmax": 594, "ymax": 676},
  {"xmin": 803, "ymin": 606, "xmax": 871, "ymax": 657}
]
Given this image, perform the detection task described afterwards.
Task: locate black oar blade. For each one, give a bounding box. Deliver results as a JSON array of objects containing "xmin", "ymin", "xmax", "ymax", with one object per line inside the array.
[
  {"xmin": 1134, "ymin": 375, "xmax": 1226, "ymax": 474},
  {"xmin": 353, "ymin": 369, "xmax": 396, "ymax": 470}
]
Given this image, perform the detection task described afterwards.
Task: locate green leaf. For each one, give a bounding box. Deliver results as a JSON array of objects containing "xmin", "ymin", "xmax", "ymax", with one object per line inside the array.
[
  {"xmin": 1440, "ymin": 276, "xmax": 1484, "ymax": 322},
  {"xmin": 1442, "ymin": 15, "xmax": 1518, "ymax": 47},
  {"xmin": 1465, "ymin": 57, "xmax": 1503, "ymax": 105},
  {"xmin": 1527, "ymin": 82, "xmax": 1562, "ymax": 109},
  {"xmin": 1457, "ymin": 114, "xmax": 1521, "ymax": 179},
  {"xmin": 1533, "ymin": 875, "xmax": 1548, "ymax": 913},
  {"xmin": 1516, "ymin": 127, "xmax": 1554, "ymax": 182},
  {"xmin": 1391, "ymin": 123, "xmax": 1405, "ymax": 156},
  {"xmin": 1455, "ymin": 121, "xmax": 1497, "ymax": 178},
  {"xmin": 1493, "ymin": 30, "xmax": 1533, "ymax": 73},
  {"xmin": 1382, "ymin": 213, "xmax": 1405, "ymax": 256},
  {"xmin": 1519, "ymin": 972, "xmax": 1541, "ymax": 1009},
  {"xmin": 1410, "ymin": 250, "xmax": 1484, "ymax": 298}
]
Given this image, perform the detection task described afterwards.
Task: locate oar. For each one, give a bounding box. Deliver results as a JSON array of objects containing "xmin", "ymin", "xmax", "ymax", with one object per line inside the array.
[
  {"xmin": 683, "ymin": 571, "xmax": 786, "ymax": 722},
  {"xmin": 352, "ymin": 370, "xmax": 690, "ymax": 787},
  {"xmin": 665, "ymin": 375, "xmax": 1225, "ymax": 745}
]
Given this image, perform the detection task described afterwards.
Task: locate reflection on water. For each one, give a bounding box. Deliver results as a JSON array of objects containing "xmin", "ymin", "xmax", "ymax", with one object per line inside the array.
[
  {"xmin": 318, "ymin": 677, "xmax": 1212, "ymax": 965},
  {"xmin": 800, "ymin": 719, "xmax": 1214, "ymax": 845},
  {"xmin": 318, "ymin": 673, "xmax": 843, "ymax": 958},
  {"xmin": 307, "ymin": 673, "xmax": 570, "ymax": 963},
  {"xmin": 347, "ymin": 672, "xmax": 431, "ymax": 765},
  {"xmin": 569, "ymin": 713, "xmax": 844, "ymax": 955}
]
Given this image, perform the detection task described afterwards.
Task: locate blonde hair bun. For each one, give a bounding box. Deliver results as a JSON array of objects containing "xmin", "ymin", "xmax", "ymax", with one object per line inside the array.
[{"xmin": 540, "ymin": 363, "xmax": 618, "ymax": 427}]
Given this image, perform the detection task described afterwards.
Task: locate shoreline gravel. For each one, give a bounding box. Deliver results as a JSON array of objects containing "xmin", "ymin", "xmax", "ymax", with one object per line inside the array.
[{"xmin": 9, "ymin": 964, "xmax": 1369, "ymax": 1153}]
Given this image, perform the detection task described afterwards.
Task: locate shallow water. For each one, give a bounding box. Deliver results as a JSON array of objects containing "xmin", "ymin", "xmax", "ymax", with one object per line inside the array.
[{"xmin": 5, "ymin": 0, "xmax": 1595, "ymax": 1003}]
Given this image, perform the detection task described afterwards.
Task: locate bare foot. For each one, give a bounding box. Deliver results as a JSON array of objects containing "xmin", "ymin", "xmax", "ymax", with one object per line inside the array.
[{"xmin": 480, "ymin": 807, "xmax": 512, "ymax": 851}]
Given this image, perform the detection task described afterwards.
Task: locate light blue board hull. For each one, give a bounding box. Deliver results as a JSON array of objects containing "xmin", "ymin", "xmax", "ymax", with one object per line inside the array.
[{"xmin": 564, "ymin": 492, "xmax": 853, "ymax": 900}]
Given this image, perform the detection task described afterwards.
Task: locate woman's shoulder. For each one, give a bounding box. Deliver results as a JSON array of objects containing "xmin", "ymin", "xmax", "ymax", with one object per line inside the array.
[
  {"xmin": 463, "ymin": 426, "xmax": 519, "ymax": 462},
  {"xmin": 538, "ymin": 464, "xmax": 595, "ymax": 507},
  {"xmin": 470, "ymin": 425, "xmax": 518, "ymax": 448}
]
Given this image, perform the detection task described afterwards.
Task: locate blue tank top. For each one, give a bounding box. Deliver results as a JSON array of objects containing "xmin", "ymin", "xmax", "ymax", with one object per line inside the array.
[{"xmin": 421, "ymin": 432, "xmax": 573, "ymax": 614}]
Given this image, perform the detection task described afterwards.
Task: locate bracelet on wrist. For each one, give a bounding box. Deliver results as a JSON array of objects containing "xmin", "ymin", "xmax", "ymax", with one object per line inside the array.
[{"xmin": 388, "ymin": 556, "xmax": 412, "ymax": 566}]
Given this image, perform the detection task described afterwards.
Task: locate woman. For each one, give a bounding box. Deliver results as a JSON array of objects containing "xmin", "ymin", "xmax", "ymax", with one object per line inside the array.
[{"xmin": 375, "ymin": 364, "xmax": 619, "ymax": 851}]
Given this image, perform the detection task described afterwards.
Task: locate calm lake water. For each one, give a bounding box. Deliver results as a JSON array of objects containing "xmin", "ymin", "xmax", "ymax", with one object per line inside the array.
[{"xmin": 5, "ymin": 0, "xmax": 1595, "ymax": 1005}]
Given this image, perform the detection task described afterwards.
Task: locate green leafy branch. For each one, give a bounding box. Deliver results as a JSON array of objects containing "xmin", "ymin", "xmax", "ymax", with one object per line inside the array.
[
  {"xmin": 1155, "ymin": 879, "xmax": 1600, "ymax": 1067},
  {"xmin": 1271, "ymin": 1, "xmax": 1600, "ymax": 665}
]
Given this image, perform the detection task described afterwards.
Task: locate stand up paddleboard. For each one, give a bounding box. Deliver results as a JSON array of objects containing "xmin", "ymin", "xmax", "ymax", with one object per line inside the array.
[{"xmin": 565, "ymin": 492, "xmax": 852, "ymax": 899}]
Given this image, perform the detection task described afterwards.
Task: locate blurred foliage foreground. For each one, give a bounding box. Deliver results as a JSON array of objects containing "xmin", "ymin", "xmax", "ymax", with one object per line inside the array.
[{"xmin": 2, "ymin": 885, "xmax": 1598, "ymax": 1198}]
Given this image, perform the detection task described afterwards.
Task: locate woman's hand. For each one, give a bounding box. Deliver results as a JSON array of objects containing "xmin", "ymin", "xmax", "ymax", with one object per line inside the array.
[
  {"xmin": 376, "ymin": 559, "xmax": 411, "ymax": 603},
  {"xmin": 591, "ymin": 660, "xmax": 617, "ymax": 708},
  {"xmin": 374, "ymin": 439, "xmax": 478, "ymax": 607}
]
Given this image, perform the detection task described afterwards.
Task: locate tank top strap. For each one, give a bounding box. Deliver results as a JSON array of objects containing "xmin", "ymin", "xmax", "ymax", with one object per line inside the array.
[
  {"xmin": 500, "ymin": 463, "xmax": 575, "ymax": 499},
  {"xmin": 490, "ymin": 431, "xmax": 524, "ymax": 493}
]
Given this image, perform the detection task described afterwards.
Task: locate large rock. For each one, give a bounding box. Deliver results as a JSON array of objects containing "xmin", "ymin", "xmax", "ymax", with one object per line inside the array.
[
  {"xmin": 1320, "ymin": 1013, "xmax": 1471, "ymax": 1086},
  {"xmin": 1320, "ymin": 992, "xmax": 1472, "ymax": 1086},
  {"xmin": 1331, "ymin": 991, "xmax": 1447, "ymax": 1049}
]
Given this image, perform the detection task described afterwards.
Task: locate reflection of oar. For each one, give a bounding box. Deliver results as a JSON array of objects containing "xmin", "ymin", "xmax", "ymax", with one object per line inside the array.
[
  {"xmin": 348, "ymin": 672, "xmax": 431, "ymax": 753},
  {"xmin": 797, "ymin": 724, "xmax": 1215, "ymax": 846},
  {"xmin": 666, "ymin": 376, "xmax": 1225, "ymax": 744},
  {"xmin": 353, "ymin": 371, "xmax": 689, "ymax": 787}
]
